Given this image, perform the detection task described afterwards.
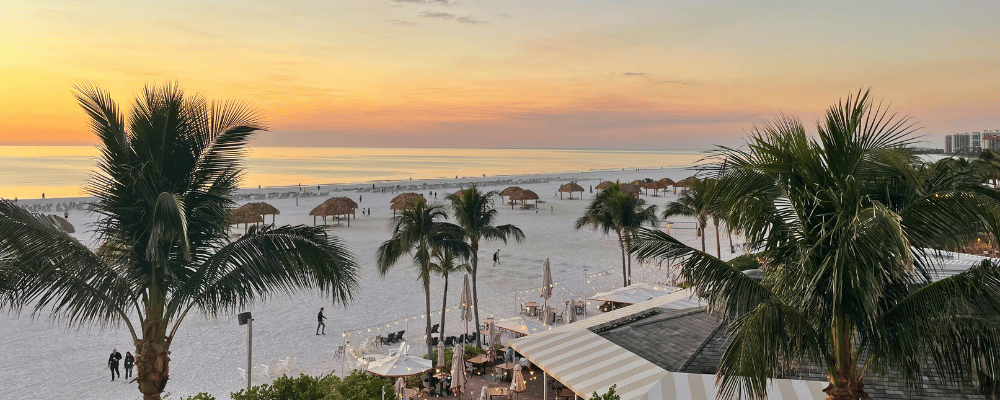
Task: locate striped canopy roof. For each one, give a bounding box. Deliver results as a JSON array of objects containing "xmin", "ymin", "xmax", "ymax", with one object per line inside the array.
[{"xmin": 509, "ymin": 291, "xmax": 827, "ymax": 400}]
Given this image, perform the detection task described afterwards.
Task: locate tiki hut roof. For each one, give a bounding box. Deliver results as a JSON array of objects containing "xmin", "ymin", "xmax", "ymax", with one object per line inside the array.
[
  {"xmin": 390, "ymin": 192, "xmax": 425, "ymax": 211},
  {"xmin": 46, "ymin": 215, "xmax": 75, "ymax": 233},
  {"xmin": 652, "ymin": 179, "xmax": 671, "ymax": 189},
  {"xmin": 558, "ymin": 182, "xmax": 585, "ymax": 193},
  {"xmin": 509, "ymin": 189, "xmax": 539, "ymax": 201},
  {"xmin": 658, "ymin": 178, "xmax": 676, "ymax": 186},
  {"xmin": 499, "ymin": 186, "xmax": 523, "ymax": 197},
  {"xmin": 620, "ymin": 183, "xmax": 641, "ymax": 195},
  {"xmin": 228, "ymin": 208, "xmax": 264, "ymax": 225},
  {"xmin": 312, "ymin": 197, "xmax": 359, "ymax": 217},
  {"xmin": 595, "ymin": 181, "xmax": 615, "ymax": 190},
  {"xmin": 674, "ymin": 176, "xmax": 698, "ymax": 188},
  {"xmin": 237, "ymin": 202, "xmax": 280, "ymax": 217}
]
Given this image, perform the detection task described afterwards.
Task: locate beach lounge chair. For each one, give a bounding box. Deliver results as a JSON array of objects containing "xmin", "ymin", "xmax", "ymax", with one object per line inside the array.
[
  {"xmin": 444, "ymin": 336, "xmax": 456, "ymax": 347},
  {"xmin": 430, "ymin": 324, "xmax": 440, "ymax": 334},
  {"xmin": 396, "ymin": 330, "xmax": 406, "ymax": 342},
  {"xmin": 465, "ymin": 333, "xmax": 477, "ymax": 343}
]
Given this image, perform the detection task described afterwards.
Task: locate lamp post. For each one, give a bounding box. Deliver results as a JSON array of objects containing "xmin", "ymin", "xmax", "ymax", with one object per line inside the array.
[{"xmin": 238, "ymin": 312, "xmax": 253, "ymax": 390}]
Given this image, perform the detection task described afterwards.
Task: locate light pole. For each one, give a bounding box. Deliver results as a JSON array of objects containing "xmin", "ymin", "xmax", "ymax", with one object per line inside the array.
[{"xmin": 239, "ymin": 312, "xmax": 253, "ymax": 390}]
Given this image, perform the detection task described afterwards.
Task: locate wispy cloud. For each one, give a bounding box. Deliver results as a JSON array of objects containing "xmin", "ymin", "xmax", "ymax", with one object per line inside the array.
[
  {"xmin": 496, "ymin": 13, "xmax": 511, "ymax": 18},
  {"xmin": 419, "ymin": 11, "xmax": 456, "ymax": 19},
  {"xmin": 388, "ymin": 19, "xmax": 418, "ymax": 27},
  {"xmin": 623, "ymin": 72, "xmax": 647, "ymax": 76},
  {"xmin": 394, "ymin": 0, "xmax": 456, "ymax": 5},
  {"xmin": 457, "ymin": 16, "xmax": 485, "ymax": 25}
]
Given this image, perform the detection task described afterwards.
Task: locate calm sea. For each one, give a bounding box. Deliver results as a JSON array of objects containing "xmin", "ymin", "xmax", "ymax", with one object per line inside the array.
[{"xmin": 0, "ymin": 146, "xmax": 706, "ymax": 199}]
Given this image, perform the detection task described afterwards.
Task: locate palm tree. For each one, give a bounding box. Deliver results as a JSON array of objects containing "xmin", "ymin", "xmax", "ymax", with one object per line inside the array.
[
  {"xmin": 631, "ymin": 90, "xmax": 1000, "ymax": 400},
  {"xmin": 0, "ymin": 84, "xmax": 359, "ymax": 400},
  {"xmin": 429, "ymin": 247, "xmax": 471, "ymax": 349},
  {"xmin": 662, "ymin": 177, "xmax": 714, "ymax": 254},
  {"xmin": 447, "ymin": 185, "xmax": 524, "ymax": 348},
  {"xmin": 376, "ymin": 201, "xmax": 470, "ymax": 358},
  {"xmin": 575, "ymin": 182, "xmax": 659, "ymax": 287}
]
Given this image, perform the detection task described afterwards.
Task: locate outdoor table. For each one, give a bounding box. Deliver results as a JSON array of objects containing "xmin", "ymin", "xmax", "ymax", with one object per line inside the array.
[
  {"xmin": 468, "ymin": 355, "xmax": 489, "ymax": 374},
  {"xmin": 494, "ymin": 362, "xmax": 514, "ymax": 381},
  {"xmin": 524, "ymin": 302, "xmax": 540, "ymax": 316},
  {"xmin": 404, "ymin": 388, "xmax": 419, "ymax": 399},
  {"xmin": 557, "ymin": 388, "xmax": 576, "ymax": 399},
  {"xmin": 572, "ymin": 300, "xmax": 586, "ymax": 314},
  {"xmin": 489, "ymin": 387, "xmax": 510, "ymax": 399}
]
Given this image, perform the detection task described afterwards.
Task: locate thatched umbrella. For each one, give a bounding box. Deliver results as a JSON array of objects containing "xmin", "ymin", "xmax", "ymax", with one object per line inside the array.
[
  {"xmin": 620, "ymin": 183, "xmax": 641, "ymax": 196},
  {"xmin": 499, "ymin": 186, "xmax": 523, "ymax": 204},
  {"xmin": 673, "ymin": 176, "xmax": 697, "ymax": 194},
  {"xmin": 47, "ymin": 215, "xmax": 75, "ymax": 233},
  {"xmin": 557, "ymin": 182, "xmax": 585, "ymax": 200},
  {"xmin": 228, "ymin": 209, "xmax": 264, "ymax": 233},
  {"xmin": 234, "ymin": 202, "xmax": 280, "ymax": 224},
  {"xmin": 508, "ymin": 189, "xmax": 538, "ymax": 209},
  {"xmin": 657, "ymin": 178, "xmax": 675, "ymax": 196},
  {"xmin": 311, "ymin": 197, "xmax": 358, "ymax": 227},
  {"xmin": 390, "ymin": 192, "xmax": 424, "ymax": 217},
  {"xmin": 594, "ymin": 180, "xmax": 614, "ymax": 192}
]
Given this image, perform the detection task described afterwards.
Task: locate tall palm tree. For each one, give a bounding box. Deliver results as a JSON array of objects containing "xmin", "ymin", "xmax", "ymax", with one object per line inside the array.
[
  {"xmin": 575, "ymin": 182, "xmax": 659, "ymax": 287},
  {"xmin": 447, "ymin": 185, "xmax": 524, "ymax": 348},
  {"xmin": 376, "ymin": 201, "xmax": 470, "ymax": 358},
  {"xmin": 429, "ymin": 247, "xmax": 471, "ymax": 348},
  {"xmin": 631, "ymin": 90, "xmax": 1000, "ymax": 400},
  {"xmin": 0, "ymin": 84, "xmax": 359, "ymax": 400},
  {"xmin": 662, "ymin": 177, "xmax": 714, "ymax": 254}
]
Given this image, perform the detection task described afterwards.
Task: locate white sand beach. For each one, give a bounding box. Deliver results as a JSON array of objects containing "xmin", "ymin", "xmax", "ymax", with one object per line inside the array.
[{"xmin": 0, "ymin": 167, "xmax": 733, "ymax": 400}]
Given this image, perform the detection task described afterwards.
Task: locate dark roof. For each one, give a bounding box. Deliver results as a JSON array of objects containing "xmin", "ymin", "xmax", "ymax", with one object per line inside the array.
[{"xmin": 597, "ymin": 307, "xmax": 990, "ymax": 400}]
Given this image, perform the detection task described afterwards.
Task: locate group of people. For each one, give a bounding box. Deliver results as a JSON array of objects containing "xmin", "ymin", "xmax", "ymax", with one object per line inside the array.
[{"xmin": 107, "ymin": 348, "xmax": 135, "ymax": 382}]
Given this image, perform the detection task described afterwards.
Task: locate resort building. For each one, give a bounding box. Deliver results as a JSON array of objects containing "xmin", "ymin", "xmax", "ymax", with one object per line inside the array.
[
  {"xmin": 945, "ymin": 130, "xmax": 1000, "ymax": 154},
  {"xmin": 511, "ymin": 254, "xmax": 993, "ymax": 400}
]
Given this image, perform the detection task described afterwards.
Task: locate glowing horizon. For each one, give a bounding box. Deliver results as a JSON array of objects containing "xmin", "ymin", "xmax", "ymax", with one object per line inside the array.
[{"xmin": 1, "ymin": 1, "xmax": 998, "ymax": 149}]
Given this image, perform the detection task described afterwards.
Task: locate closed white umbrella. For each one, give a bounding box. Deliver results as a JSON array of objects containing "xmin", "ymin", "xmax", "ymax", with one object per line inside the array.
[
  {"xmin": 541, "ymin": 258, "xmax": 554, "ymax": 325},
  {"xmin": 488, "ymin": 321, "xmax": 499, "ymax": 350},
  {"xmin": 451, "ymin": 345, "xmax": 468, "ymax": 399},
  {"xmin": 395, "ymin": 377, "xmax": 409, "ymax": 400},
  {"xmin": 437, "ymin": 340, "xmax": 446, "ymax": 370},
  {"xmin": 509, "ymin": 364, "xmax": 526, "ymax": 399},
  {"xmin": 566, "ymin": 298, "xmax": 577, "ymax": 324},
  {"xmin": 479, "ymin": 385, "xmax": 489, "ymax": 400},
  {"xmin": 460, "ymin": 275, "xmax": 474, "ymax": 336}
]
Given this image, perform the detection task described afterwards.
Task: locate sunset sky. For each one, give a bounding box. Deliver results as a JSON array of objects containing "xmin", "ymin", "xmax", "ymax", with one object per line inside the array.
[{"xmin": 1, "ymin": 0, "xmax": 997, "ymax": 149}]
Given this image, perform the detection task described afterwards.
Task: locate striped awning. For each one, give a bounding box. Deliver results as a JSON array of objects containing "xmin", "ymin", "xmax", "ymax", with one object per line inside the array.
[{"xmin": 510, "ymin": 291, "xmax": 827, "ymax": 400}]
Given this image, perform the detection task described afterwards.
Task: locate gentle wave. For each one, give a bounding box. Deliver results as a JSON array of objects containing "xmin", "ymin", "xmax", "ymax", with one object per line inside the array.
[{"xmin": 0, "ymin": 146, "xmax": 706, "ymax": 199}]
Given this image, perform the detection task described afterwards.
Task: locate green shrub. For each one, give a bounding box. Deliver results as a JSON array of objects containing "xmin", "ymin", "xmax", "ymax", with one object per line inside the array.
[
  {"xmin": 228, "ymin": 371, "xmax": 394, "ymax": 400},
  {"xmin": 163, "ymin": 393, "xmax": 217, "ymax": 400},
  {"xmin": 590, "ymin": 384, "xmax": 620, "ymax": 400},
  {"xmin": 677, "ymin": 281, "xmax": 693, "ymax": 289},
  {"xmin": 727, "ymin": 253, "xmax": 760, "ymax": 271},
  {"xmin": 462, "ymin": 346, "xmax": 485, "ymax": 358}
]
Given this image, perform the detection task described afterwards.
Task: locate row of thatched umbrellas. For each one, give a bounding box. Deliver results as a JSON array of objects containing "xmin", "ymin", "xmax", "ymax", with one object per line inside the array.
[
  {"xmin": 499, "ymin": 186, "xmax": 539, "ymax": 209},
  {"xmin": 596, "ymin": 177, "xmax": 696, "ymax": 196}
]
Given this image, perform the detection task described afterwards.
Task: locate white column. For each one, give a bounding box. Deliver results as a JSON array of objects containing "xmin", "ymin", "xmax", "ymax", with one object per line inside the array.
[{"xmin": 543, "ymin": 371, "xmax": 549, "ymax": 400}]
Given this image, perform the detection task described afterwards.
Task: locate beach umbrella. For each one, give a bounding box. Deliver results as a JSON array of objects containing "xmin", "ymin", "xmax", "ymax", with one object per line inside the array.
[
  {"xmin": 541, "ymin": 258, "xmax": 553, "ymax": 325},
  {"xmin": 451, "ymin": 345, "xmax": 468, "ymax": 399},
  {"xmin": 460, "ymin": 275, "xmax": 474, "ymax": 336},
  {"xmin": 620, "ymin": 183, "xmax": 641, "ymax": 196},
  {"xmin": 234, "ymin": 202, "xmax": 280, "ymax": 224},
  {"xmin": 509, "ymin": 189, "xmax": 539, "ymax": 209},
  {"xmin": 566, "ymin": 298, "xmax": 577, "ymax": 324},
  {"xmin": 395, "ymin": 377, "xmax": 409, "ymax": 400},
  {"xmin": 438, "ymin": 340, "xmax": 446, "ymax": 370},
  {"xmin": 366, "ymin": 354, "xmax": 433, "ymax": 378},
  {"xmin": 489, "ymin": 320, "xmax": 499, "ymax": 350},
  {"xmin": 499, "ymin": 186, "xmax": 522, "ymax": 203},
  {"xmin": 510, "ymin": 364, "xmax": 526, "ymax": 399},
  {"xmin": 595, "ymin": 180, "xmax": 614, "ymax": 191},
  {"xmin": 479, "ymin": 385, "xmax": 489, "ymax": 400},
  {"xmin": 557, "ymin": 182, "xmax": 584, "ymax": 199}
]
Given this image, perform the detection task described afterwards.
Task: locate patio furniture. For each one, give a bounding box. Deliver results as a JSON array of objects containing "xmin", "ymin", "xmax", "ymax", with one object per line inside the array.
[
  {"xmin": 444, "ymin": 336, "xmax": 456, "ymax": 347},
  {"xmin": 431, "ymin": 323, "xmax": 440, "ymax": 334},
  {"xmin": 430, "ymin": 337, "xmax": 439, "ymax": 347},
  {"xmin": 524, "ymin": 302, "xmax": 540, "ymax": 316},
  {"xmin": 489, "ymin": 386, "xmax": 510, "ymax": 399}
]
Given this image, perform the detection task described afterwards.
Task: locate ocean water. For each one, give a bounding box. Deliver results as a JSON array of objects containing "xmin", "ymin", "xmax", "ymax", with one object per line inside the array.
[{"xmin": 0, "ymin": 146, "xmax": 706, "ymax": 199}]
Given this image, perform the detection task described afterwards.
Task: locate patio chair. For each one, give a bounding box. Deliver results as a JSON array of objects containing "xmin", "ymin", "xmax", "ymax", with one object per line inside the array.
[
  {"xmin": 444, "ymin": 336, "xmax": 456, "ymax": 347},
  {"xmin": 465, "ymin": 333, "xmax": 477, "ymax": 343},
  {"xmin": 430, "ymin": 323, "xmax": 440, "ymax": 334},
  {"xmin": 554, "ymin": 311, "xmax": 564, "ymax": 323},
  {"xmin": 396, "ymin": 330, "xmax": 406, "ymax": 341},
  {"xmin": 456, "ymin": 335, "xmax": 466, "ymax": 345},
  {"xmin": 334, "ymin": 345, "xmax": 345, "ymax": 358},
  {"xmin": 519, "ymin": 303, "xmax": 528, "ymax": 315},
  {"xmin": 430, "ymin": 337, "xmax": 440, "ymax": 347}
]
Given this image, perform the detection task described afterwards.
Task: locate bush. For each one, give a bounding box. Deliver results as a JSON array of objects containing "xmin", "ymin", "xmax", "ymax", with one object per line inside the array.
[
  {"xmin": 462, "ymin": 346, "xmax": 485, "ymax": 358},
  {"xmin": 591, "ymin": 384, "xmax": 620, "ymax": 400},
  {"xmin": 163, "ymin": 393, "xmax": 217, "ymax": 400},
  {"xmin": 727, "ymin": 253, "xmax": 760, "ymax": 271},
  {"xmin": 229, "ymin": 371, "xmax": 394, "ymax": 400},
  {"xmin": 676, "ymin": 281, "xmax": 693, "ymax": 289},
  {"xmin": 426, "ymin": 347, "xmax": 456, "ymax": 371}
]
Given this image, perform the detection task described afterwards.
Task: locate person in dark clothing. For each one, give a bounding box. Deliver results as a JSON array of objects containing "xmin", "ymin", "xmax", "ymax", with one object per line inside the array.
[
  {"xmin": 493, "ymin": 250, "xmax": 500, "ymax": 266},
  {"xmin": 317, "ymin": 307, "xmax": 327, "ymax": 335},
  {"xmin": 108, "ymin": 348, "xmax": 122, "ymax": 381},
  {"xmin": 123, "ymin": 351, "xmax": 135, "ymax": 379}
]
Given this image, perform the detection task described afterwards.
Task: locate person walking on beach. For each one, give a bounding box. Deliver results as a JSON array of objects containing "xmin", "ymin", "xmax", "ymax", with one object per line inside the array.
[
  {"xmin": 108, "ymin": 348, "xmax": 122, "ymax": 381},
  {"xmin": 123, "ymin": 351, "xmax": 135, "ymax": 380},
  {"xmin": 493, "ymin": 250, "xmax": 500, "ymax": 266},
  {"xmin": 317, "ymin": 307, "xmax": 327, "ymax": 335}
]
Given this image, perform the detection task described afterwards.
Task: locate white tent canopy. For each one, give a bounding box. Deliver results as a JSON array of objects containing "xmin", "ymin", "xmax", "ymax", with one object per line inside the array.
[
  {"xmin": 493, "ymin": 316, "xmax": 552, "ymax": 337},
  {"xmin": 588, "ymin": 283, "xmax": 676, "ymax": 305},
  {"xmin": 366, "ymin": 354, "xmax": 433, "ymax": 378}
]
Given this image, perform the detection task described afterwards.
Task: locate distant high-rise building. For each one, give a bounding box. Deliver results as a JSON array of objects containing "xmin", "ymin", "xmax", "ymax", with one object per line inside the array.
[
  {"xmin": 946, "ymin": 130, "xmax": 1000, "ymax": 154},
  {"xmin": 953, "ymin": 133, "xmax": 972, "ymax": 153},
  {"xmin": 945, "ymin": 135, "xmax": 953, "ymax": 153}
]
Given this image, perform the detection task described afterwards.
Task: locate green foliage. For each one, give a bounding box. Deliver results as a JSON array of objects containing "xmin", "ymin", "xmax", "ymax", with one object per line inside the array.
[
  {"xmin": 426, "ymin": 347, "xmax": 456, "ymax": 371},
  {"xmin": 462, "ymin": 345, "xmax": 485, "ymax": 358},
  {"xmin": 726, "ymin": 254, "xmax": 760, "ymax": 271},
  {"xmin": 676, "ymin": 281, "xmax": 693, "ymax": 289},
  {"xmin": 229, "ymin": 371, "xmax": 393, "ymax": 400},
  {"xmin": 590, "ymin": 384, "xmax": 619, "ymax": 400}
]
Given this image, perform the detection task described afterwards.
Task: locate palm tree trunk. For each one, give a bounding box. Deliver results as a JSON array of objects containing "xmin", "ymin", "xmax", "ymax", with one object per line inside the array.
[
  {"xmin": 136, "ymin": 315, "xmax": 170, "ymax": 399},
  {"xmin": 440, "ymin": 274, "xmax": 449, "ymax": 347},
  {"xmin": 616, "ymin": 230, "xmax": 627, "ymax": 287},
  {"xmin": 624, "ymin": 234, "xmax": 633, "ymax": 286},
  {"xmin": 699, "ymin": 223, "xmax": 706, "ymax": 252},
  {"xmin": 424, "ymin": 279, "xmax": 433, "ymax": 360},
  {"xmin": 728, "ymin": 228, "xmax": 735, "ymax": 254},
  {"xmin": 714, "ymin": 218, "xmax": 721, "ymax": 258},
  {"xmin": 470, "ymin": 237, "xmax": 482, "ymax": 348},
  {"xmin": 824, "ymin": 315, "xmax": 866, "ymax": 400}
]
